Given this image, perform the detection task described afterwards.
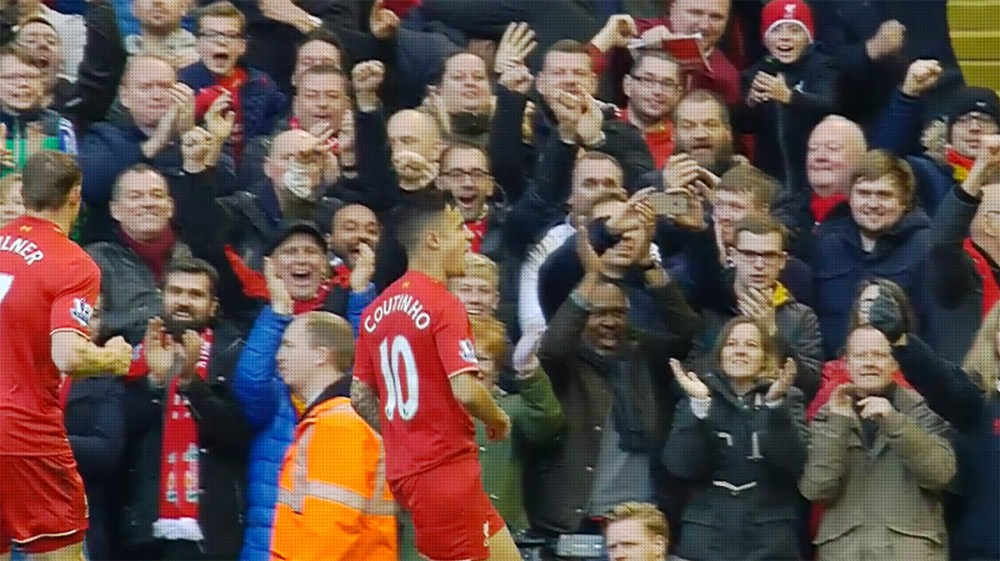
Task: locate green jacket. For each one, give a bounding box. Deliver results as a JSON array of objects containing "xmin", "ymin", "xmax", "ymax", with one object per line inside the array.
[{"xmin": 475, "ymin": 366, "xmax": 565, "ymax": 532}]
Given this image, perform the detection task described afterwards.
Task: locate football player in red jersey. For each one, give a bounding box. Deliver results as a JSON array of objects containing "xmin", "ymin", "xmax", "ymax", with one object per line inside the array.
[
  {"xmin": 0, "ymin": 151, "xmax": 133, "ymax": 561},
  {"xmin": 352, "ymin": 192, "xmax": 520, "ymax": 561}
]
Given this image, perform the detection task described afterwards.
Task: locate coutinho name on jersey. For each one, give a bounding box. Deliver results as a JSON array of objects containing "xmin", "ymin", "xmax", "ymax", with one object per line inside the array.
[
  {"xmin": 364, "ymin": 293, "xmax": 432, "ymax": 333},
  {"xmin": 0, "ymin": 235, "xmax": 45, "ymax": 265}
]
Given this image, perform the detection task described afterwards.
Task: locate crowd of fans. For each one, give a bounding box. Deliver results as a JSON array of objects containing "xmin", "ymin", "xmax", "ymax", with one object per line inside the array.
[{"xmin": 1, "ymin": 0, "xmax": 998, "ymax": 559}]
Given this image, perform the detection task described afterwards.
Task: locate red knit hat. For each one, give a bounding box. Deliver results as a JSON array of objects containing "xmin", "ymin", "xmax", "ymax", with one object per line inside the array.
[{"xmin": 761, "ymin": 0, "xmax": 815, "ymax": 42}]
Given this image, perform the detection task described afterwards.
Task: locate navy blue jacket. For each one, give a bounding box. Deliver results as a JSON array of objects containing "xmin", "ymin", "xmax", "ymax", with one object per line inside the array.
[
  {"xmin": 811, "ymin": 204, "xmax": 931, "ymax": 357},
  {"xmin": 178, "ymin": 62, "xmax": 286, "ymax": 141},
  {"xmin": 64, "ymin": 376, "xmax": 125, "ymax": 561},
  {"xmin": 920, "ymin": 186, "xmax": 986, "ymax": 363},
  {"xmin": 892, "ymin": 336, "xmax": 1000, "ymax": 561},
  {"xmin": 811, "ymin": 0, "xmax": 963, "ymax": 127},
  {"xmin": 737, "ymin": 46, "xmax": 837, "ymax": 191},
  {"xmin": 869, "ymin": 89, "xmax": 958, "ymax": 215},
  {"xmin": 78, "ymin": 115, "xmax": 237, "ymax": 244}
]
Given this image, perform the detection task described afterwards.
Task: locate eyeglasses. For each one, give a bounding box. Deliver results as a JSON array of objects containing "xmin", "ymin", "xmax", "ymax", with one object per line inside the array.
[
  {"xmin": 439, "ymin": 168, "xmax": 490, "ymax": 181},
  {"xmin": 198, "ymin": 30, "xmax": 244, "ymax": 41},
  {"xmin": 732, "ymin": 248, "xmax": 785, "ymax": 265},
  {"xmin": 629, "ymin": 74, "xmax": 682, "ymax": 92}
]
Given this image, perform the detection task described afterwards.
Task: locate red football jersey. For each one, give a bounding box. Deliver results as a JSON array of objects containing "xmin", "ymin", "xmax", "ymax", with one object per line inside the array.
[
  {"xmin": 0, "ymin": 216, "xmax": 101, "ymax": 456},
  {"xmin": 354, "ymin": 270, "xmax": 480, "ymax": 481}
]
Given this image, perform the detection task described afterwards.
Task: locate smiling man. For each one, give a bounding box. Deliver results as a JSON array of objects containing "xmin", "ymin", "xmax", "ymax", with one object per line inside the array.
[
  {"xmin": 621, "ymin": 52, "xmax": 684, "ymax": 168},
  {"xmin": 0, "ymin": 47, "xmax": 76, "ymax": 177},
  {"xmin": 812, "ymin": 149, "xmax": 931, "ymax": 357},
  {"xmin": 84, "ymin": 164, "xmax": 194, "ymax": 345}
]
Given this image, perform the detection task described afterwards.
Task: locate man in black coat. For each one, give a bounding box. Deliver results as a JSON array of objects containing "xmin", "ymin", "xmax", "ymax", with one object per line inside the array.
[{"xmin": 117, "ymin": 258, "xmax": 252, "ymax": 561}]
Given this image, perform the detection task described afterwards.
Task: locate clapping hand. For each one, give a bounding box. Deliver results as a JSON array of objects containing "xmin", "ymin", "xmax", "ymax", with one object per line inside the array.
[
  {"xmin": 764, "ymin": 357, "xmax": 796, "ymax": 403},
  {"xmin": 750, "ymin": 72, "xmax": 791, "ymax": 105},
  {"xmin": 670, "ymin": 358, "xmax": 710, "ymax": 400}
]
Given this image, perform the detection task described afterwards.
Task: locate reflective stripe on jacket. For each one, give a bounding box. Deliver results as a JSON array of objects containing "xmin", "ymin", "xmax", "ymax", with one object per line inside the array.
[{"xmin": 269, "ymin": 396, "xmax": 398, "ymax": 561}]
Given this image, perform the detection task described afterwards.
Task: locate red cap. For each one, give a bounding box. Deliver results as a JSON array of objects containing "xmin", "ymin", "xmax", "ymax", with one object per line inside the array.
[{"xmin": 761, "ymin": 0, "xmax": 815, "ymax": 42}]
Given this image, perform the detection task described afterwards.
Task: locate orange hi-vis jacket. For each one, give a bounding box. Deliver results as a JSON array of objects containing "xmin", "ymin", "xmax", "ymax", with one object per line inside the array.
[{"xmin": 269, "ymin": 395, "xmax": 398, "ymax": 561}]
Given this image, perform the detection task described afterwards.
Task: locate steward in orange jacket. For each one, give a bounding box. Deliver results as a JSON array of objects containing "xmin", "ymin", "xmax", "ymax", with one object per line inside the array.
[{"xmin": 269, "ymin": 388, "xmax": 398, "ymax": 561}]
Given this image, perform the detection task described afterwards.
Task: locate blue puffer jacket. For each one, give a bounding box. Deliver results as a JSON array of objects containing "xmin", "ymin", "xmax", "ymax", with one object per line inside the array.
[
  {"xmin": 232, "ymin": 297, "xmax": 372, "ymax": 561},
  {"xmin": 232, "ymin": 306, "xmax": 297, "ymax": 561}
]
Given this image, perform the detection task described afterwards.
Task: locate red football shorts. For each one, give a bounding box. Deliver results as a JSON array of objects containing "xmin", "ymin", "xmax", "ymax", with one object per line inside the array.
[
  {"xmin": 0, "ymin": 452, "xmax": 88, "ymax": 555},
  {"xmin": 390, "ymin": 456, "xmax": 506, "ymax": 561}
]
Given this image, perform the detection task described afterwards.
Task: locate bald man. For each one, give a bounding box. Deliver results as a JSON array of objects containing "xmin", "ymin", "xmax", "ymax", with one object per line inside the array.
[
  {"xmin": 80, "ymin": 55, "xmax": 238, "ymax": 243},
  {"xmin": 219, "ymin": 128, "xmax": 343, "ymax": 271}
]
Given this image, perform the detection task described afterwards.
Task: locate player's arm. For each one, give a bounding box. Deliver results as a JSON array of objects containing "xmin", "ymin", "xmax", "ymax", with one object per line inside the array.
[
  {"xmin": 52, "ymin": 331, "xmax": 133, "ymax": 379},
  {"xmin": 351, "ymin": 377, "xmax": 382, "ymax": 432},
  {"xmin": 450, "ymin": 372, "xmax": 510, "ymax": 440}
]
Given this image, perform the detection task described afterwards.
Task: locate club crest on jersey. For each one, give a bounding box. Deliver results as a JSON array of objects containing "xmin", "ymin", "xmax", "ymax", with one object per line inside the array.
[
  {"xmin": 71, "ymin": 298, "xmax": 93, "ymax": 327},
  {"xmin": 459, "ymin": 339, "xmax": 477, "ymax": 363}
]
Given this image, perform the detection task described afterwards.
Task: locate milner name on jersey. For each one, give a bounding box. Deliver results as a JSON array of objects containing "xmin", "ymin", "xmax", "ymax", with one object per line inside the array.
[{"xmin": 0, "ymin": 235, "xmax": 45, "ymax": 265}]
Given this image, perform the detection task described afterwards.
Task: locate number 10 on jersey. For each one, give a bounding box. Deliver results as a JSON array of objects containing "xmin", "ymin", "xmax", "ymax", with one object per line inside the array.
[{"xmin": 378, "ymin": 336, "xmax": 419, "ymax": 421}]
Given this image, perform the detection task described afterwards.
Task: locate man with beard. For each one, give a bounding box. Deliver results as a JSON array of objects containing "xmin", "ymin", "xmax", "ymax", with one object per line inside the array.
[
  {"xmin": 621, "ymin": 52, "xmax": 685, "ymax": 169},
  {"xmin": 669, "ymin": 89, "xmax": 741, "ymax": 180},
  {"xmin": 118, "ymin": 257, "xmax": 252, "ymax": 561}
]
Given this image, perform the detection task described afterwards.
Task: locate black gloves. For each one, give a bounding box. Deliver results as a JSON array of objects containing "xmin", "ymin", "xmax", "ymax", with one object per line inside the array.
[{"xmin": 869, "ymin": 287, "xmax": 907, "ymax": 343}]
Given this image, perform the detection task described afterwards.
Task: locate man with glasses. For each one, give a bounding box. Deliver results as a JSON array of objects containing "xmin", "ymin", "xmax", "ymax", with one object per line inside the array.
[
  {"xmin": 240, "ymin": 64, "xmax": 351, "ymax": 188},
  {"xmin": 688, "ymin": 214, "xmax": 823, "ymax": 400},
  {"xmin": 179, "ymin": 0, "xmax": 285, "ymax": 163},
  {"xmin": 621, "ymin": 52, "xmax": 684, "ymax": 169}
]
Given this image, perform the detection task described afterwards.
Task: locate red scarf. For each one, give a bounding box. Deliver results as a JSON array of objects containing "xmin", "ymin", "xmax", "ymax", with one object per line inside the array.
[
  {"xmin": 810, "ymin": 193, "xmax": 847, "ymax": 225},
  {"xmin": 947, "ymin": 147, "xmax": 975, "ymax": 183},
  {"xmin": 158, "ymin": 328, "xmax": 214, "ymax": 522},
  {"xmin": 222, "ymin": 245, "xmax": 347, "ymax": 312},
  {"xmin": 465, "ymin": 217, "xmax": 488, "ymax": 254},
  {"xmin": 964, "ymin": 239, "xmax": 1000, "ymax": 316},
  {"xmin": 118, "ymin": 226, "xmax": 176, "ymax": 285}
]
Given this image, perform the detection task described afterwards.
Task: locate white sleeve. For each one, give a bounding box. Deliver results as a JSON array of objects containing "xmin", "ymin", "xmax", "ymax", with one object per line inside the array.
[{"xmin": 517, "ymin": 226, "xmax": 572, "ymax": 335}]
